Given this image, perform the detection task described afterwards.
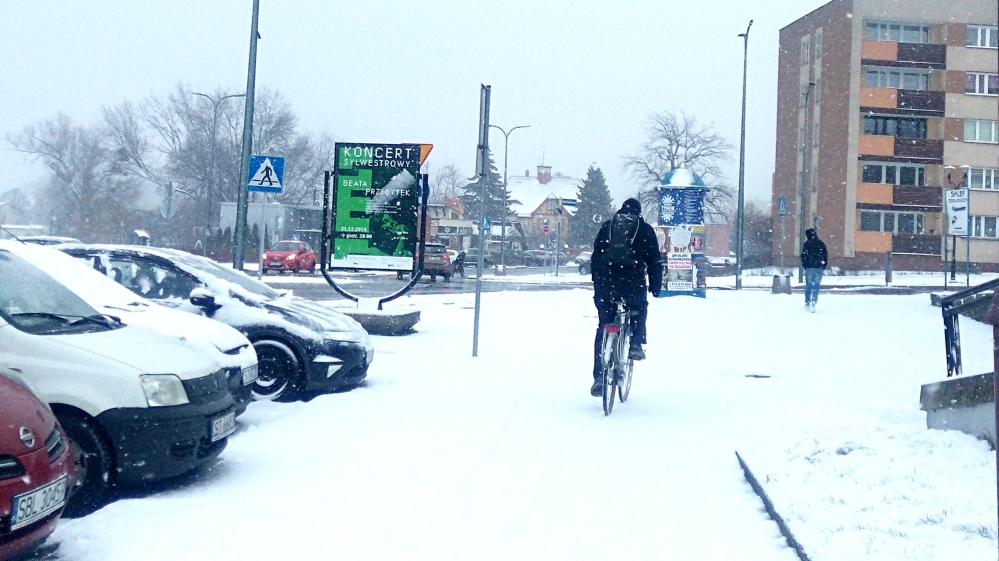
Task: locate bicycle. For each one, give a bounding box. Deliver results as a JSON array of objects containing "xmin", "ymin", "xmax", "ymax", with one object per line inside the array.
[{"xmin": 600, "ymin": 299, "xmax": 634, "ymax": 415}]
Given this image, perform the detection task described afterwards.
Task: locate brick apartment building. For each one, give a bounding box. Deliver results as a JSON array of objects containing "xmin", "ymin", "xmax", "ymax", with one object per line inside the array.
[{"xmin": 772, "ymin": 0, "xmax": 999, "ymax": 271}]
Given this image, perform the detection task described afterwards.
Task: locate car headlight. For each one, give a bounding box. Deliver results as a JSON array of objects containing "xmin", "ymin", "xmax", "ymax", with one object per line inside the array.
[
  {"xmin": 285, "ymin": 254, "xmax": 297, "ymax": 261},
  {"xmin": 139, "ymin": 375, "xmax": 190, "ymax": 407},
  {"xmin": 323, "ymin": 330, "xmax": 364, "ymax": 343}
]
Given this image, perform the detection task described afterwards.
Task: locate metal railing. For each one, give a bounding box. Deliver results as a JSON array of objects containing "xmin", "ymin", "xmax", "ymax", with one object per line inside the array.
[{"xmin": 940, "ymin": 277, "xmax": 999, "ymax": 377}]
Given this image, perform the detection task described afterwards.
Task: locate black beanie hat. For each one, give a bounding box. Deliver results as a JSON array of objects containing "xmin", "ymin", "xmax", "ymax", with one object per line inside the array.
[{"xmin": 620, "ymin": 198, "xmax": 642, "ymax": 215}]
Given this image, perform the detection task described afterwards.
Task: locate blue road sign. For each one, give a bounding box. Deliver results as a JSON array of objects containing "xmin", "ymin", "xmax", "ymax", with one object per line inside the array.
[
  {"xmin": 484, "ymin": 216, "xmax": 492, "ymax": 229},
  {"xmin": 247, "ymin": 155, "xmax": 285, "ymax": 193},
  {"xmin": 778, "ymin": 196, "xmax": 787, "ymax": 217}
]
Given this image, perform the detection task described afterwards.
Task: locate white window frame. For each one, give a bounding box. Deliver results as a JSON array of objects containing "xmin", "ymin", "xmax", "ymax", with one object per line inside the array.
[
  {"xmin": 964, "ymin": 120, "xmax": 999, "ymax": 143},
  {"xmin": 860, "ymin": 162, "xmax": 926, "ymax": 186},
  {"xmin": 967, "ymin": 25, "xmax": 999, "ymax": 48},
  {"xmin": 866, "ymin": 20, "xmax": 929, "ymax": 43},
  {"xmin": 972, "ymin": 215, "xmax": 999, "ymax": 238},
  {"xmin": 965, "ymin": 72, "xmax": 999, "ymax": 96},
  {"xmin": 859, "ymin": 210, "xmax": 925, "ymax": 234},
  {"xmin": 967, "ymin": 167, "xmax": 999, "ymax": 190}
]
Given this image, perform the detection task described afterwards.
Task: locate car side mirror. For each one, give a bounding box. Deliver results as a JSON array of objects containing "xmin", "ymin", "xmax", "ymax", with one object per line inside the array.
[{"xmin": 189, "ymin": 288, "xmax": 220, "ymax": 311}]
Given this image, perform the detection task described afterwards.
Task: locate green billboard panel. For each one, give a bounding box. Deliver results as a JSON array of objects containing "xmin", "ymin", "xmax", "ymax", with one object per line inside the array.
[{"xmin": 332, "ymin": 143, "xmax": 423, "ymax": 270}]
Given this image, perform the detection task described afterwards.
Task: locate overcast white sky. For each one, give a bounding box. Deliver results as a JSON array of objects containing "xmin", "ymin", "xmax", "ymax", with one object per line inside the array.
[{"xmin": 1, "ymin": 0, "xmax": 830, "ymax": 211}]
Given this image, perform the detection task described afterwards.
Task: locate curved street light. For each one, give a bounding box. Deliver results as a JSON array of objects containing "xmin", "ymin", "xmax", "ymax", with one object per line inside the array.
[
  {"xmin": 191, "ymin": 91, "xmax": 246, "ymax": 256},
  {"xmin": 488, "ymin": 124, "xmax": 530, "ymax": 274}
]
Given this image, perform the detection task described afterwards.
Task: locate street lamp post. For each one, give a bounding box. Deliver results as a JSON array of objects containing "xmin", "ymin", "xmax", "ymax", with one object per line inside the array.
[
  {"xmin": 797, "ymin": 82, "xmax": 816, "ymax": 284},
  {"xmin": 488, "ymin": 124, "xmax": 530, "ymax": 275},
  {"xmin": 735, "ymin": 19, "xmax": 753, "ymax": 290},
  {"xmin": 191, "ymin": 92, "xmax": 246, "ymax": 257}
]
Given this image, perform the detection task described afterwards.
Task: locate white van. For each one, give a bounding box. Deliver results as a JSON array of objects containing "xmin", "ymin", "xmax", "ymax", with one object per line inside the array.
[
  {"xmin": 2, "ymin": 241, "xmax": 258, "ymax": 415},
  {"xmin": 0, "ymin": 248, "xmax": 238, "ymax": 515}
]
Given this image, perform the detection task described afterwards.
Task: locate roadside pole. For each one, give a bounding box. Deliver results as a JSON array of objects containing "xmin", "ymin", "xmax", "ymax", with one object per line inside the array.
[
  {"xmin": 472, "ymin": 85, "xmax": 491, "ymax": 357},
  {"xmin": 554, "ymin": 210, "xmax": 562, "ymax": 277},
  {"xmin": 257, "ymin": 194, "xmax": 266, "ymax": 280},
  {"xmin": 233, "ymin": 0, "xmax": 260, "ymax": 270}
]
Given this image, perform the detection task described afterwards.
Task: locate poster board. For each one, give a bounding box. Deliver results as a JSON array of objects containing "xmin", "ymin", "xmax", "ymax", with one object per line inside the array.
[
  {"xmin": 657, "ymin": 186, "xmax": 707, "ymax": 298},
  {"xmin": 330, "ymin": 143, "xmax": 432, "ymax": 270}
]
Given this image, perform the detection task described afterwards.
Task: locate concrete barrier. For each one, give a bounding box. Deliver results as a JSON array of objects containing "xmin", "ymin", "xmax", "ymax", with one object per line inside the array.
[
  {"xmin": 919, "ymin": 372, "xmax": 996, "ymax": 447},
  {"xmin": 341, "ymin": 310, "xmax": 421, "ymax": 336}
]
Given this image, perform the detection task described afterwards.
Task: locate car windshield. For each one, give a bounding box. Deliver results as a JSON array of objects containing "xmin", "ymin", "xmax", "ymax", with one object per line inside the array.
[
  {"xmin": 271, "ymin": 242, "xmax": 297, "ymax": 251},
  {"xmin": 425, "ymin": 246, "xmax": 445, "ymax": 254},
  {"xmin": 179, "ymin": 256, "xmax": 283, "ymax": 300},
  {"xmin": 0, "ymin": 251, "xmax": 107, "ymax": 335}
]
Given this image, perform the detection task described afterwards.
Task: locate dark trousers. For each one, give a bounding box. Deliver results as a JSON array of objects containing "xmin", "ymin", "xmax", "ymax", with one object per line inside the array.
[{"xmin": 592, "ymin": 295, "xmax": 647, "ymax": 380}]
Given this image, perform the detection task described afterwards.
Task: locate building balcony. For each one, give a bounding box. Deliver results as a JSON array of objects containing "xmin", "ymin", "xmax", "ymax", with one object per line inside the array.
[
  {"xmin": 892, "ymin": 233, "xmax": 941, "ymax": 255},
  {"xmin": 894, "ymin": 138, "xmax": 943, "ymax": 161},
  {"xmin": 897, "ymin": 43, "xmax": 946, "ymax": 66},
  {"xmin": 897, "ymin": 90, "xmax": 945, "ymax": 113},
  {"xmin": 860, "ymin": 87, "xmax": 944, "ymax": 115},
  {"xmin": 893, "ymin": 186, "xmax": 942, "ymax": 207},
  {"xmin": 860, "ymin": 40, "xmax": 946, "ymax": 68}
]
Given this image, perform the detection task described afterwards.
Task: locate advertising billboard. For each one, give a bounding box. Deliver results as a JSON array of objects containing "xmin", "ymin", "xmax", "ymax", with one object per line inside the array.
[{"xmin": 331, "ymin": 143, "xmax": 431, "ymax": 270}]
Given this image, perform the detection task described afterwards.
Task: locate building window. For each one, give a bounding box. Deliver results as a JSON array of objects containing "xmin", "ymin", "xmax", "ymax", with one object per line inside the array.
[
  {"xmin": 967, "ymin": 25, "xmax": 999, "ymax": 48},
  {"xmin": 964, "ymin": 120, "xmax": 999, "ymax": 143},
  {"xmin": 860, "ymin": 210, "xmax": 925, "ymax": 234},
  {"xmin": 861, "ymin": 163, "xmax": 926, "ymax": 186},
  {"xmin": 814, "ymin": 29, "xmax": 823, "ymax": 58},
  {"xmin": 965, "ymin": 73, "xmax": 999, "ymax": 95},
  {"xmin": 800, "ymin": 37, "xmax": 810, "ymax": 65},
  {"xmin": 972, "ymin": 216, "xmax": 999, "ymax": 238},
  {"xmin": 864, "ymin": 68, "xmax": 929, "ymax": 90},
  {"xmin": 863, "ymin": 115, "xmax": 927, "ymax": 139},
  {"xmin": 968, "ymin": 167, "xmax": 999, "ymax": 190},
  {"xmin": 866, "ymin": 21, "xmax": 929, "ymax": 43}
]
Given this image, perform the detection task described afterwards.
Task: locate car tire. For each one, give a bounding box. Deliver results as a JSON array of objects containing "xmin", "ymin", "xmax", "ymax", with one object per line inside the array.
[
  {"xmin": 57, "ymin": 411, "xmax": 113, "ymax": 518},
  {"xmin": 251, "ymin": 339, "xmax": 302, "ymax": 402},
  {"xmin": 444, "ymin": 273, "xmax": 452, "ymax": 283},
  {"xmin": 429, "ymin": 273, "xmax": 436, "ymax": 282}
]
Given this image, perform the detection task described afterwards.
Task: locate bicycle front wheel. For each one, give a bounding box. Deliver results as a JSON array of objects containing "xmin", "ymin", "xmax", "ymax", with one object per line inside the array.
[
  {"xmin": 618, "ymin": 329, "xmax": 633, "ymax": 402},
  {"xmin": 618, "ymin": 357, "xmax": 633, "ymax": 402},
  {"xmin": 602, "ymin": 363, "xmax": 617, "ymax": 415}
]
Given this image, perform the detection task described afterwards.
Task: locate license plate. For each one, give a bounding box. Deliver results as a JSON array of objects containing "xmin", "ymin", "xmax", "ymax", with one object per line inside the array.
[
  {"xmin": 10, "ymin": 475, "xmax": 68, "ymax": 531},
  {"xmin": 210, "ymin": 411, "xmax": 236, "ymax": 442}
]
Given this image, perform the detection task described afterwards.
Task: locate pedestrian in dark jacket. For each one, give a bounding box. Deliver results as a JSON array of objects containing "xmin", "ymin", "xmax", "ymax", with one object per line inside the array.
[
  {"xmin": 800, "ymin": 228, "xmax": 828, "ymax": 312},
  {"xmin": 589, "ymin": 198, "xmax": 663, "ymax": 396}
]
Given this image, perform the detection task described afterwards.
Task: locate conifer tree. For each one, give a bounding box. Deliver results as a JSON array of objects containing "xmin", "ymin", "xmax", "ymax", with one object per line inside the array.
[
  {"xmin": 461, "ymin": 149, "xmax": 509, "ymax": 223},
  {"xmin": 569, "ymin": 165, "xmax": 615, "ymax": 247}
]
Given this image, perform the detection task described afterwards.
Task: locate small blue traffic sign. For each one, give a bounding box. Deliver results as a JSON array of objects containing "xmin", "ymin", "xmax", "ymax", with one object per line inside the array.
[
  {"xmin": 247, "ymin": 155, "xmax": 285, "ymax": 193},
  {"xmin": 484, "ymin": 216, "xmax": 492, "ymax": 229},
  {"xmin": 777, "ymin": 196, "xmax": 787, "ymax": 217}
]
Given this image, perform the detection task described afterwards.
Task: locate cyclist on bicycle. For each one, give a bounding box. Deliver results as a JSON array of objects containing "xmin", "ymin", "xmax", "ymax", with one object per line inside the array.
[{"xmin": 589, "ymin": 198, "xmax": 663, "ymax": 397}]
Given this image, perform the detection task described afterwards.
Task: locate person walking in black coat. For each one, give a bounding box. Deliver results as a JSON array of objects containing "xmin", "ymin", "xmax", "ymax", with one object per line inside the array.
[
  {"xmin": 800, "ymin": 228, "xmax": 828, "ymax": 312},
  {"xmin": 589, "ymin": 198, "xmax": 663, "ymax": 396}
]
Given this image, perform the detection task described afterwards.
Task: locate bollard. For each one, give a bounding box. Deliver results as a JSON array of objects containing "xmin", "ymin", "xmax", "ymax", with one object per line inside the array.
[
  {"xmin": 885, "ymin": 251, "xmax": 893, "ymax": 286},
  {"xmin": 771, "ymin": 274, "xmax": 792, "ymax": 294}
]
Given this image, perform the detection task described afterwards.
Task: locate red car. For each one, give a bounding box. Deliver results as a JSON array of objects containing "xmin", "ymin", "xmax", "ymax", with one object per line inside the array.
[
  {"xmin": 262, "ymin": 241, "xmax": 318, "ymax": 275},
  {"xmin": 0, "ymin": 375, "xmax": 74, "ymax": 561}
]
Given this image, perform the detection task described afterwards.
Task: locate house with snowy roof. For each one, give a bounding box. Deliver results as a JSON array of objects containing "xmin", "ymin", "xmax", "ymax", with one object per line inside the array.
[{"xmin": 506, "ymin": 165, "xmax": 580, "ymax": 250}]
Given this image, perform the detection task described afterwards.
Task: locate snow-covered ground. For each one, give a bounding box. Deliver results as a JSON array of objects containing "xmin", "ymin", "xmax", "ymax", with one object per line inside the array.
[{"xmin": 49, "ymin": 289, "xmax": 997, "ymax": 560}]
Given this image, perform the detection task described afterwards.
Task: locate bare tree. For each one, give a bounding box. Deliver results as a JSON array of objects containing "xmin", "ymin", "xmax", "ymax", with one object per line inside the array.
[
  {"xmin": 429, "ymin": 163, "xmax": 464, "ymax": 205},
  {"xmin": 623, "ymin": 111, "xmax": 734, "ymax": 220},
  {"xmin": 9, "ymin": 114, "xmax": 141, "ymax": 241}
]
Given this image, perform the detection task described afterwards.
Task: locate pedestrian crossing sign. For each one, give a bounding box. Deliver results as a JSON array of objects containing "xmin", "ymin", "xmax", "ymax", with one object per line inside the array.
[{"xmin": 247, "ymin": 155, "xmax": 284, "ymax": 193}]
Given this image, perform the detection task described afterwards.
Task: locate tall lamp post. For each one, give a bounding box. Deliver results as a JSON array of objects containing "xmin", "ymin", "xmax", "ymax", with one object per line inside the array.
[
  {"xmin": 488, "ymin": 123, "xmax": 530, "ymax": 275},
  {"xmin": 797, "ymin": 82, "xmax": 816, "ymax": 283},
  {"xmin": 191, "ymin": 91, "xmax": 246, "ymax": 256},
  {"xmin": 735, "ymin": 19, "xmax": 753, "ymax": 290}
]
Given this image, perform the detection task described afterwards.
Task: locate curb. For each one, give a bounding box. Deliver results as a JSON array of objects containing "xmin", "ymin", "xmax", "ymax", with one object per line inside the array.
[{"xmin": 735, "ymin": 451, "xmax": 811, "ymax": 561}]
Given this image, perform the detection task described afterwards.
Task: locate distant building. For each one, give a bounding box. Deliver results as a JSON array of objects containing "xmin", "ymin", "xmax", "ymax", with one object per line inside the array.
[
  {"xmin": 772, "ymin": 0, "xmax": 998, "ymax": 271},
  {"xmin": 507, "ymin": 165, "xmax": 580, "ymax": 250}
]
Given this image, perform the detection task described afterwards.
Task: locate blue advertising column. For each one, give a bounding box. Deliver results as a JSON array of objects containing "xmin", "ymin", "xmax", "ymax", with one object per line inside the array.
[{"xmin": 657, "ymin": 169, "xmax": 707, "ymax": 298}]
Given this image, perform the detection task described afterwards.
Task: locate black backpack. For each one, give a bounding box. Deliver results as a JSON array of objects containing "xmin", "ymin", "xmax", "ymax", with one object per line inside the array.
[{"xmin": 604, "ymin": 213, "xmax": 641, "ymax": 267}]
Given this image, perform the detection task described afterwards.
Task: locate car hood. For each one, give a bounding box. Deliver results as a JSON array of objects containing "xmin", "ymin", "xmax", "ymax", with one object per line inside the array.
[
  {"xmin": 49, "ymin": 325, "xmax": 222, "ymax": 381},
  {"xmin": 264, "ymin": 250, "xmax": 294, "ymax": 259},
  {"xmin": 266, "ymin": 295, "xmax": 369, "ymax": 338},
  {"xmin": 0, "ymin": 375, "xmax": 55, "ymax": 455}
]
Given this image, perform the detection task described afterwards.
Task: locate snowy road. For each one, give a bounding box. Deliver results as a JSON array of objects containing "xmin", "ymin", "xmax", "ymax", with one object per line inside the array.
[{"xmin": 48, "ymin": 289, "xmax": 995, "ymax": 560}]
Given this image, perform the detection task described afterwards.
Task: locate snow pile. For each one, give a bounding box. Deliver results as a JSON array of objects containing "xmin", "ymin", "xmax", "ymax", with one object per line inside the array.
[{"xmin": 743, "ymin": 405, "xmax": 997, "ymax": 561}]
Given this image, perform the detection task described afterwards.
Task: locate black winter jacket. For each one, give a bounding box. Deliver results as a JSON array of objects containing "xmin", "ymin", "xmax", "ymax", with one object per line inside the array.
[
  {"xmin": 801, "ymin": 238, "xmax": 828, "ymax": 270},
  {"xmin": 591, "ymin": 211, "xmax": 663, "ymax": 302}
]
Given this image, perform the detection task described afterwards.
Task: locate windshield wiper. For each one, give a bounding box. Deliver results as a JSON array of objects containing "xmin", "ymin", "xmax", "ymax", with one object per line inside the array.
[{"xmin": 69, "ymin": 314, "xmax": 122, "ymax": 328}]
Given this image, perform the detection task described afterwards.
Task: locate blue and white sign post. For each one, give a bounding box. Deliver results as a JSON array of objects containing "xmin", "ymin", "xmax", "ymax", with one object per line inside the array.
[{"xmin": 247, "ymin": 155, "xmax": 285, "ymax": 279}]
